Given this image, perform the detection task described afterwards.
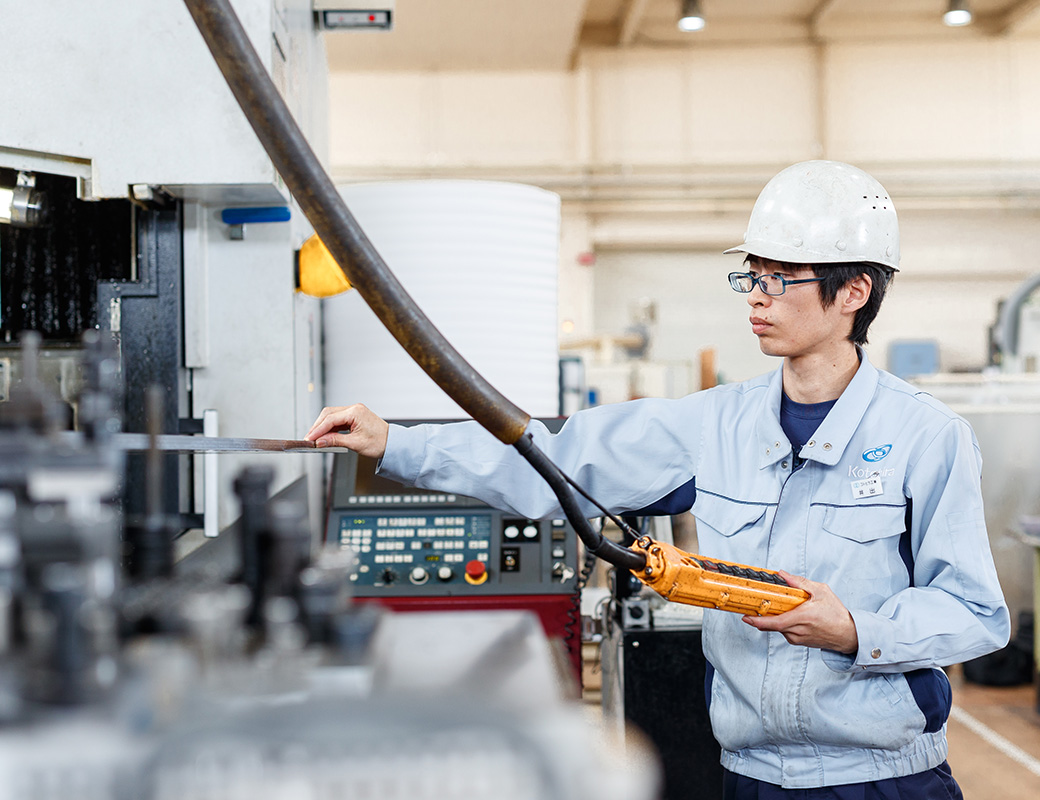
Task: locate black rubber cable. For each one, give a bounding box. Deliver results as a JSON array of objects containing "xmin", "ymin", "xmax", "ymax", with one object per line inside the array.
[
  {"xmin": 181, "ymin": 0, "xmax": 646, "ymax": 573},
  {"xmin": 513, "ymin": 436, "xmax": 644, "ymax": 571}
]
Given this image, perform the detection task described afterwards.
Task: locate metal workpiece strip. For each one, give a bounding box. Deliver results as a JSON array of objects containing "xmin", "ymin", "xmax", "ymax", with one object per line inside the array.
[{"xmin": 112, "ymin": 433, "xmax": 346, "ymax": 454}]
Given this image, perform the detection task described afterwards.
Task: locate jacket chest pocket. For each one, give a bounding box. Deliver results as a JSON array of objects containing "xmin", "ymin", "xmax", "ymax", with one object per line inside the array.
[
  {"xmin": 820, "ymin": 503, "xmax": 907, "ymax": 544},
  {"xmin": 818, "ymin": 503, "xmax": 909, "ymax": 608},
  {"xmin": 693, "ymin": 493, "xmax": 768, "ymax": 538},
  {"xmin": 691, "ymin": 494, "xmax": 770, "ymax": 564}
]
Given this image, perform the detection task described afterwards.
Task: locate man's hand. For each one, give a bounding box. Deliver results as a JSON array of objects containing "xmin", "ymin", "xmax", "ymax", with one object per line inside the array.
[
  {"xmin": 742, "ymin": 571, "xmax": 859, "ymax": 655},
  {"xmin": 305, "ymin": 404, "xmax": 389, "ymax": 459}
]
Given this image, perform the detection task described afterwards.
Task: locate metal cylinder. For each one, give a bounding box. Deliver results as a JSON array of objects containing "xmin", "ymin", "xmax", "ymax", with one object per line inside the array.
[{"xmin": 0, "ymin": 184, "xmax": 47, "ymax": 228}]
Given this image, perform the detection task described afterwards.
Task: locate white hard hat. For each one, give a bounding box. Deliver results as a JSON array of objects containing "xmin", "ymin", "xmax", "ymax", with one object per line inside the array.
[{"xmin": 724, "ymin": 160, "xmax": 900, "ymax": 271}]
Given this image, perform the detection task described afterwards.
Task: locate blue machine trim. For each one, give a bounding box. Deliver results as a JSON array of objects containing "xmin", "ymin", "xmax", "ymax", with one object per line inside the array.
[{"xmin": 220, "ymin": 206, "xmax": 291, "ymax": 225}]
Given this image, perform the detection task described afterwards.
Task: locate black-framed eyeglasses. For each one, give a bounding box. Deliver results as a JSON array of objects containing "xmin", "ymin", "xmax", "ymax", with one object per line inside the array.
[{"xmin": 728, "ymin": 272, "xmax": 824, "ymax": 297}]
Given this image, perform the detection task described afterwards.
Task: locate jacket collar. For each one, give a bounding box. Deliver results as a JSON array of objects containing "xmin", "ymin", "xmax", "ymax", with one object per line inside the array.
[
  {"xmin": 756, "ymin": 347, "xmax": 879, "ymax": 470},
  {"xmin": 756, "ymin": 367, "xmax": 791, "ymax": 469}
]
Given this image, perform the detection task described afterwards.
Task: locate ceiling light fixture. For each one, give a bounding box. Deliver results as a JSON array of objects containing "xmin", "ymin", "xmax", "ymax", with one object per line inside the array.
[
  {"xmin": 678, "ymin": 0, "xmax": 706, "ymax": 33},
  {"xmin": 943, "ymin": 0, "xmax": 972, "ymax": 27}
]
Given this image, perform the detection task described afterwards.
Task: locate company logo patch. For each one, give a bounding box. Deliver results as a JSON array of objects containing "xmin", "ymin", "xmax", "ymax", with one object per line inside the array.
[{"xmin": 862, "ymin": 444, "xmax": 892, "ymax": 462}]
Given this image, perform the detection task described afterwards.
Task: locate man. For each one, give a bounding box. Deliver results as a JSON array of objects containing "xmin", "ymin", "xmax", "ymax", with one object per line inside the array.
[{"xmin": 307, "ymin": 161, "xmax": 1009, "ymax": 798}]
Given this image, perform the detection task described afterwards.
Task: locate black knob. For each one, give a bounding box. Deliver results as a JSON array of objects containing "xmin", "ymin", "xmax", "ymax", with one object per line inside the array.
[{"xmin": 381, "ymin": 568, "xmax": 397, "ymax": 584}]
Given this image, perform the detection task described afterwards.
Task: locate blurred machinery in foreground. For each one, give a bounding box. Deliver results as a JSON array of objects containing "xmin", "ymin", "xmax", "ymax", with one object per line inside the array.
[{"xmin": 0, "ymin": 334, "xmax": 657, "ymax": 800}]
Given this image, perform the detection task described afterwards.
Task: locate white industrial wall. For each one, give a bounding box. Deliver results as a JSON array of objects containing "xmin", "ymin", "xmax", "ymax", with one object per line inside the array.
[
  {"xmin": 329, "ymin": 40, "xmax": 1040, "ymax": 166},
  {"xmin": 592, "ymin": 208, "xmax": 1040, "ymax": 385},
  {"xmin": 326, "ymin": 38, "xmax": 1040, "ymax": 387}
]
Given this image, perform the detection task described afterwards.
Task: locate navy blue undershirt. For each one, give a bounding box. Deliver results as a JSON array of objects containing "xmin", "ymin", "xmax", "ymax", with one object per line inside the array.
[{"xmin": 780, "ymin": 393, "xmax": 835, "ymax": 466}]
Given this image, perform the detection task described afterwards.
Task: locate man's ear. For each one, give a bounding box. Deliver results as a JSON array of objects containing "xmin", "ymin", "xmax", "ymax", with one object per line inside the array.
[{"xmin": 842, "ymin": 274, "xmax": 872, "ymax": 315}]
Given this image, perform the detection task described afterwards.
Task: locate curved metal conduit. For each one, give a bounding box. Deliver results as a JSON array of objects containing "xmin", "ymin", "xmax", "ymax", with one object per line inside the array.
[{"xmin": 181, "ymin": 0, "xmax": 644, "ymax": 572}]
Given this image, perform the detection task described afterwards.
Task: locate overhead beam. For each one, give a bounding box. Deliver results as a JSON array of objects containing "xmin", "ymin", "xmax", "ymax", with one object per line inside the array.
[
  {"xmin": 619, "ymin": 0, "xmax": 652, "ymax": 46},
  {"xmin": 995, "ymin": 0, "xmax": 1040, "ymax": 35},
  {"xmin": 809, "ymin": 0, "xmax": 841, "ymax": 27}
]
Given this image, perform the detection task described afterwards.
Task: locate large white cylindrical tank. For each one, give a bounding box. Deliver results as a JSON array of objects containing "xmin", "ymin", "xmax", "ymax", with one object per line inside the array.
[{"xmin": 323, "ymin": 181, "xmax": 561, "ymax": 420}]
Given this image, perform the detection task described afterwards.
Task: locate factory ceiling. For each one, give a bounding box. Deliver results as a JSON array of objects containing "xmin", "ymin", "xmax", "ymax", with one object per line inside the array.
[{"xmin": 324, "ymin": 0, "xmax": 1040, "ymax": 72}]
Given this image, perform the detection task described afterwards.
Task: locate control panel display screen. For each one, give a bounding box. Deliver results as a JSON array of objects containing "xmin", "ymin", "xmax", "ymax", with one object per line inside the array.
[{"xmin": 339, "ymin": 511, "xmax": 492, "ymax": 585}]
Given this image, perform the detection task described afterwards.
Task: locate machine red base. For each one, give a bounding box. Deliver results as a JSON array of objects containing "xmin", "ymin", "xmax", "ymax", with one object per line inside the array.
[{"xmin": 354, "ymin": 594, "xmax": 583, "ymax": 687}]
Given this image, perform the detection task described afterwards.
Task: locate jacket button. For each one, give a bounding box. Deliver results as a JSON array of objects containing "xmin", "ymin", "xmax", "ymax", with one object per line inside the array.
[
  {"xmin": 781, "ymin": 461, "xmax": 789, "ymax": 469},
  {"xmin": 871, "ymin": 648, "xmax": 881, "ymax": 659},
  {"xmin": 807, "ymin": 440, "xmax": 815, "ymax": 447},
  {"xmin": 823, "ymin": 443, "xmax": 833, "ymax": 451}
]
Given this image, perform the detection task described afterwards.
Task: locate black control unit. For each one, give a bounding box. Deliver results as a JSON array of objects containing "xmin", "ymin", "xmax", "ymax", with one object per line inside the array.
[{"xmin": 325, "ymin": 420, "xmax": 578, "ymax": 598}]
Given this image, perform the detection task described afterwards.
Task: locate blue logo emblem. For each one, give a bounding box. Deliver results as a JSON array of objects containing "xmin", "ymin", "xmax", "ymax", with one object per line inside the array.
[{"xmin": 862, "ymin": 444, "xmax": 892, "ymax": 462}]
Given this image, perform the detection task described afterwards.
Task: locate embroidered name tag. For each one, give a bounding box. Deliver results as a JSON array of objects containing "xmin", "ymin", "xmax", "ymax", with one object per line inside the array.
[{"xmin": 851, "ymin": 473, "xmax": 884, "ymax": 499}]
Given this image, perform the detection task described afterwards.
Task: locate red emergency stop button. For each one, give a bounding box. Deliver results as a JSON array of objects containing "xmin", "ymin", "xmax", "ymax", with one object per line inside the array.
[{"xmin": 464, "ymin": 559, "xmax": 488, "ymax": 585}]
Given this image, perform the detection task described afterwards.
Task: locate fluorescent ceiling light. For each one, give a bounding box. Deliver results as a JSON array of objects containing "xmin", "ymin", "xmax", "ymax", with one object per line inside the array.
[
  {"xmin": 943, "ymin": 0, "xmax": 972, "ymax": 26},
  {"xmin": 678, "ymin": 0, "xmax": 705, "ymax": 33}
]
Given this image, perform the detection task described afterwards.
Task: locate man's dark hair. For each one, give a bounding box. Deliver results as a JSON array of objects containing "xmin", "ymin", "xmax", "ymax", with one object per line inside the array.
[{"xmin": 811, "ymin": 262, "xmax": 894, "ymax": 346}]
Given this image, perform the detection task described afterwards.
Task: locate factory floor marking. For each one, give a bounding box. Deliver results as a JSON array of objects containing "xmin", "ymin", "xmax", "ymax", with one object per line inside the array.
[{"xmin": 949, "ymin": 705, "xmax": 1040, "ymax": 778}]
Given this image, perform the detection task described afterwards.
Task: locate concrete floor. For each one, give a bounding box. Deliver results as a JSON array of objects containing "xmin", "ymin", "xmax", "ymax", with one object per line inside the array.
[{"xmin": 946, "ymin": 666, "xmax": 1040, "ymax": 799}]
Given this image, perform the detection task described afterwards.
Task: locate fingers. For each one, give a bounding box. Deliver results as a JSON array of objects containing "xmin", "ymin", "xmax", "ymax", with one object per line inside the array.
[
  {"xmin": 742, "ymin": 573, "xmax": 858, "ymax": 653},
  {"xmin": 776, "ymin": 570, "xmax": 815, "ymax": 594},
  {"xmin": 743, "ymin": 572, "xmax": 815, "ymax": 630},
  {"xmin": 305, "ymin": 405, "xmax": 358, "ymax": 441},
  {"xmin": 305, "ymin": 404, "xmax": 389, "ymax": 459},
  {"xmin": 743, "ymin": 613, "xmax": 783, "ymax": 632}
]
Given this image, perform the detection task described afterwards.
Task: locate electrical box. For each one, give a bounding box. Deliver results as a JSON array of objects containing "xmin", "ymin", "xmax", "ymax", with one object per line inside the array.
[{"xmin": 313, "ymin": 0, "xmax": 394, "ymax": 29}]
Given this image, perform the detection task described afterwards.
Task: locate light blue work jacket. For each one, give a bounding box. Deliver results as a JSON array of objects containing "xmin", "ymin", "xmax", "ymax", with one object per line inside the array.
[{"xmin": 378, "ymin": 350, "xmax": 1009, "ymax": 788}]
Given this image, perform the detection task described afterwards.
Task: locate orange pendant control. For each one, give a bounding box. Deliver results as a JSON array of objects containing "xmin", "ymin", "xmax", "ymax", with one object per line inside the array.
[{"xmin": 631, "ymin": 537, "xmax": 808, "ymax": 616}]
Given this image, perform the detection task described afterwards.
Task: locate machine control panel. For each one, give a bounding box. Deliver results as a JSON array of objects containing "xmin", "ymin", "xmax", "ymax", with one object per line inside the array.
[
  {"xmin": 332, "ymin": 504, "xmax": 576, "ymax": 596},
  {"xmin": 325, "ymin": 424, "xmax": 578, "ymax": 598}
]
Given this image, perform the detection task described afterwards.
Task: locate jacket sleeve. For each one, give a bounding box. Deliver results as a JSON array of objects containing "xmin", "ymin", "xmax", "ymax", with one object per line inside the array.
[
  {"xmin": 826, "ymin": 417, "xmax": 1010, "ymax": 673},
  {"xmin": 377, "ymin": 396, "xmax": 705, "ymax": 519}
]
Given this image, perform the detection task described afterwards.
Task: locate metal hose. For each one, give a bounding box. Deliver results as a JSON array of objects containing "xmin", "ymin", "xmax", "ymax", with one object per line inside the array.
[{"xmin": 180, "ymin": 0, "xmax": 645, "ymax": 572}]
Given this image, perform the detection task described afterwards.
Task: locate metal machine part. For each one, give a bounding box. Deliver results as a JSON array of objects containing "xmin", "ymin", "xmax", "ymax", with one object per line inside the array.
[
  {"xmin": 0, "ymin": 332, "xmax": 124, "ymax": 713},
  {"xmin": 2, "ymin": 610, "xmax": 657, "ymax": 800},
  {"xmin": 992, "ymin": 272, "xmax": 1040, "ymax": 372},
  {"xmin": 0, "ymin": 337, "xmax": 657, "ymax": 800},
  {"xmin": 0, "ymin": 172, "xmax": 47, "ymax": 228},
  {"xmin": 111, "ymin": 432, "xmax": 323, "ymax": 453},
  {"xmin": 0, "ymin": 171, "xmax": 133, "ymax": 341},
  {"xmin": 0, "ymin": 167, "xmax": 187, "ymax": 530}
]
